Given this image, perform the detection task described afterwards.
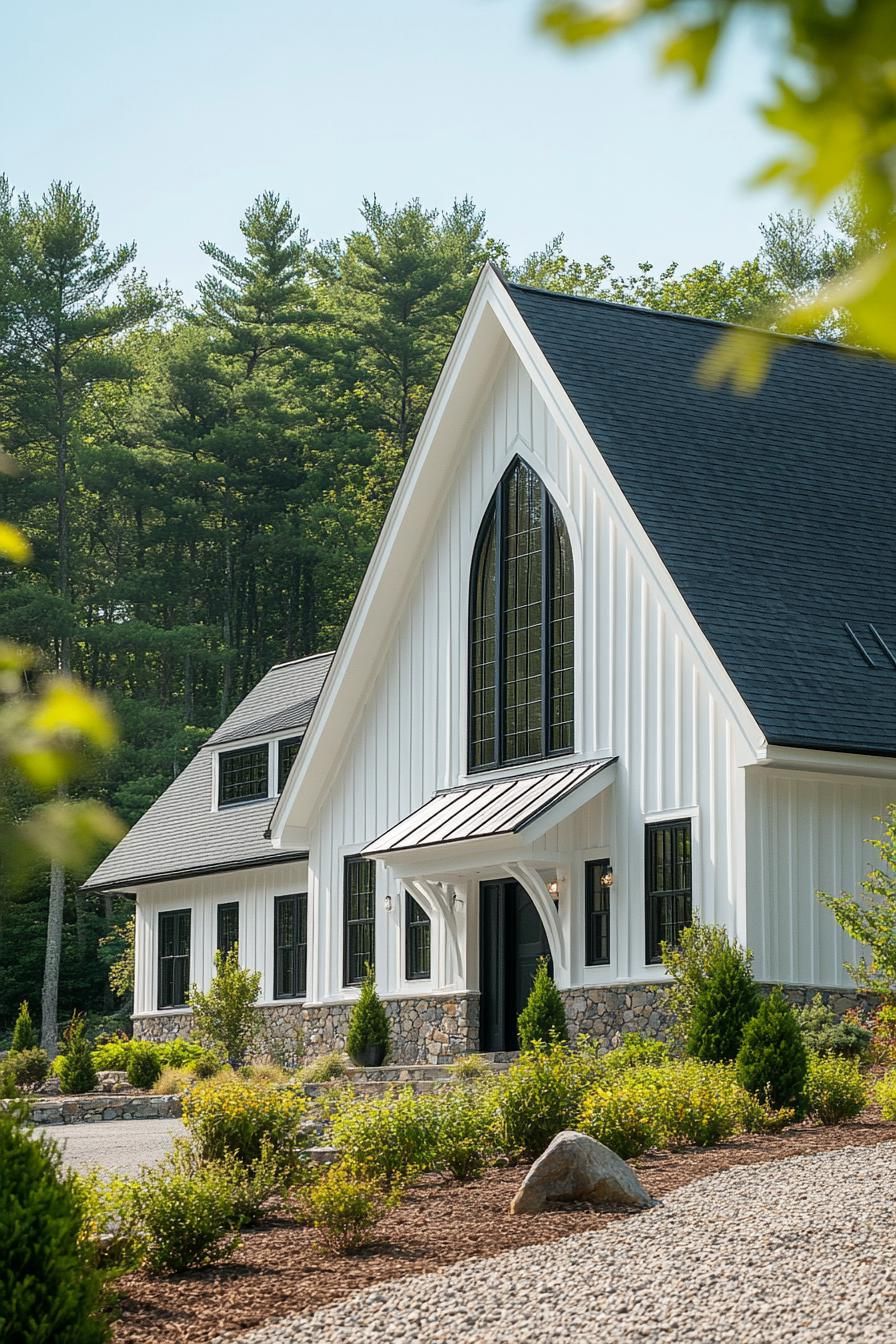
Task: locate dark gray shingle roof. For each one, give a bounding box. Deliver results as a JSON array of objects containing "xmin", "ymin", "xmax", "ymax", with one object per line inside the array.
[
  {"xmin": 509, "ymin": 283, "xmax": 896, "ymax": 757},
  {"xmin": 83, "ymin": 652, "xmax": 333, "ymax": 890}
]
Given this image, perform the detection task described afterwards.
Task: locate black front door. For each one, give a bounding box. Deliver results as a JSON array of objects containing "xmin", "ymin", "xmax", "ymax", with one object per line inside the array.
[{"xmin": 479, "ymin": 880, "xmax": 551, "ymax": 1052}]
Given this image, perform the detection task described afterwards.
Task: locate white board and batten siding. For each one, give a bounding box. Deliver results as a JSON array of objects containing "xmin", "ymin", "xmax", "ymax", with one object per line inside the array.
[
  {"xmin": 132, "ymin": 861, "xmax": 307, "ymax": 1018},
  {"xmin": 746, "ymin": 768, "xmax": 892, "ymax": 988},
  {"xmin": 308, "ymin": 344, "xmax": 766, "ymax": 1001}
]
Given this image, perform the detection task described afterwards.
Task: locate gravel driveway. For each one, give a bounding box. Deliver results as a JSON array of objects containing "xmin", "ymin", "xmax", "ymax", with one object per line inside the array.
[
  {"xmin": 55, "ymin": 1117, "xmax": 184, "ymax": 1177},
  {"xmin": 230, "ymin": 1141, "xmax": 896, "ymax": 1344}
]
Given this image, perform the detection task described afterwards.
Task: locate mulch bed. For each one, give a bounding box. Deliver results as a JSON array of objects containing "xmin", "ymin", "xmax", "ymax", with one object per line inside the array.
[{"xmin": 112, "ymin": 1111, "xmax": 896, "ymax": 1344}]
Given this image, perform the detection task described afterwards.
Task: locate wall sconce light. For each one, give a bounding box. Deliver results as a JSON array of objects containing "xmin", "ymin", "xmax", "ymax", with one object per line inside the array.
[
  {"xmin": 451, "ymin": 888, "xmax": 464, "ymax": 909},
  {"xmin": 601, "ymin": 866, "xmax": 615, "ymax": 888},
  {"xmin": 384, "ymin": 892, "xmax": 393, "ymax": 912},
  {"xmin": 547, "ymin": 879, "xmax": 560, "ymax": 898}
]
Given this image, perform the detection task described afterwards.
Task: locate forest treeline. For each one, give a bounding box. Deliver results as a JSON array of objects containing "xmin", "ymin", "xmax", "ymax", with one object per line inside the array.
[{"xmin": 0, "ymin": 179, "xmax": 871, "ymax": 1032}]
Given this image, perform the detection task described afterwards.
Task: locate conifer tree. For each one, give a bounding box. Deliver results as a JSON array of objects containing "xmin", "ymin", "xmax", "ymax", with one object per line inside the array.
[
  {"xmin": 686, "ymin": 942, "xmax": 759, "ymax": 1062},
  {"xmin": 518, "ymin": 957, "xmax": 568, "ymax": 1052},
  {"xmin": 736, "ymin": 987, "xmax": 807, "ymax": 1114},
  {"xmin": 10, "ymin": 1000, "xmax": 36, "ymax": 1053}
]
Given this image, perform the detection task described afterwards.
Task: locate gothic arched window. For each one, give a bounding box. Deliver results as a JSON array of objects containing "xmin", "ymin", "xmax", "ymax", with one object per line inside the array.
[{"xmin": 469, "ymin": 457, "xmax": 574, "ymax": 771}]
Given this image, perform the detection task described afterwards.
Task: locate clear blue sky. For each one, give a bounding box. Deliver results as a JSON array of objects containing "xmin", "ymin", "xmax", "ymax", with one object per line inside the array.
[{"xmin": 1, "ymin": 0, "xmax": 793, "ymax": 300}]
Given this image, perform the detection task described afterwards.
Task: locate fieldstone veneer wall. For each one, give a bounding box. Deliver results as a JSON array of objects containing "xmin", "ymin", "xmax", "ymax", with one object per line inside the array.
[
  {"xmin": 133, "ymin": 983, "xmax": 878, "ymax": 1064},
  {"xmin": 133, "ymin": 993, "xmax": 480, "ymax": 1066}
]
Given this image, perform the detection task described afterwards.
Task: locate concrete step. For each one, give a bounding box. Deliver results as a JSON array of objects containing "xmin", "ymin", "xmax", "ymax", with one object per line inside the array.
[{"xmin": 301, "ymin": 1055, "xmax": 511, "ymax": 1100}]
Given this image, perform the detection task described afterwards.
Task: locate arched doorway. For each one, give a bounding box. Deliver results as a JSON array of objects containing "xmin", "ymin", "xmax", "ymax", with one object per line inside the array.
[{"xmin": 479, "ymin": 879, "xmax": 551, "ymax": 1052}]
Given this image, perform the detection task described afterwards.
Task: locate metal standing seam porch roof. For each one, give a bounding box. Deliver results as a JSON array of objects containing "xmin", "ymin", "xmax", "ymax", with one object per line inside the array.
[{"xmin": 363, "ymin": 759, "xmax": 615, "ymax": 856}]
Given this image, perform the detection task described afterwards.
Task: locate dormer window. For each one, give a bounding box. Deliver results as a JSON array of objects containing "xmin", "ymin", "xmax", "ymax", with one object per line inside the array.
[
  {"xmin": 278, "ymin": 737, "xmax": 302, "ymax": 792},
  {"xmin": 218, "ymin": 745, "xmax": 269, "ymax": 807}
]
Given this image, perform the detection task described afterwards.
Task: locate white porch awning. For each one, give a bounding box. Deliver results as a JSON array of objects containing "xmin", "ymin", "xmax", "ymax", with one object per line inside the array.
[{"xmin": 363, "ymin": 759, "xmax": 616, "ymax": 858}]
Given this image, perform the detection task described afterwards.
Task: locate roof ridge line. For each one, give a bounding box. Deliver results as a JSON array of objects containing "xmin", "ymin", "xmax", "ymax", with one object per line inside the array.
[{"xmin": 506, "ymin": 279, "xmax": 888, "ymax": 361}]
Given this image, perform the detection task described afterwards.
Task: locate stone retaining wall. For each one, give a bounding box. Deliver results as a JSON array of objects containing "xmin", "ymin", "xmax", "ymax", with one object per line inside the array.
[
  {"xmin": 11, "ymin": 1093, "xmax": 183, "ymax": 1126},
  {"xmin": 133, "ymin": 981, "xmax": 877, "ymax": 1063}
]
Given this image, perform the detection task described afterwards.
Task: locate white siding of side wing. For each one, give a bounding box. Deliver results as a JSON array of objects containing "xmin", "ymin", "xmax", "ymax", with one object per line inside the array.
[
  {"xmin": 745, "ymin": 767, "xmax": 892, "ymax": 987},
  {"xmin": 132, "ymin": 861, "xmax": 308, "ymax": 1017}
]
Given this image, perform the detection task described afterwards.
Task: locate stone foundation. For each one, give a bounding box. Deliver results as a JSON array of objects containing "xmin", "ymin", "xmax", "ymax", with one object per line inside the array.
[
  {"xmin": 9, "ymin": 1093, "xmax": 183, "ymax": 1126},
  {"xmin": 134, "ymin": 992, "xmax": 479, "ymax": 1066},
  {"xmin": 133, "ymin": 981, "xmax": 878, "ymax": 1064}
]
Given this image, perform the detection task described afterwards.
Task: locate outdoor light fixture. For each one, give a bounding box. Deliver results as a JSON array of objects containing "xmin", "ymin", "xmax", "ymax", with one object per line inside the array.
[
  {"xmin": 451, "ymin": 888, "xmax": 464, "ymax": 909},
  {"xmin": 384, "ymin": 892, "xmax": 393, "ymax": 912},
  {"xmin": 601, "ymin": 866, "xmax": 615, "ymax": 888},
  {"xmin": 547, "ymin": 879, "xmax": 560, "ymax": 897}
]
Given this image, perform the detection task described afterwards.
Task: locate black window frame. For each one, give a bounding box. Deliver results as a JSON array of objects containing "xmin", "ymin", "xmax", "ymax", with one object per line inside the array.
[
  {"xmin": 468, "ymin": 455, "xmax": 574, "ymax": 772},
  {"xmin": 157, "ymin": 908, "xmax": 191, "ymax": 1010},
  {"xmin": 218, "ymin": 744, "xmax": 269, "ymax": 807},
  {"xmin": 585, "ymin": 859, "xmax": 611, "ymax": 967},
  {"xmin": 273, "ymin": 892, "xmax": 308, "ymax": 1000},
  {"xmin": 277, "ymin": 736, "xmax": 302, "ymax": 793},
  {"xmin": 216, "ymin": 901, "xmax": 239, "ymax": 958},
  {"xmin": 343, "ymin": 856, "xmax": 376, "ymax": 987},
  {"xmin": 405, "ymin": 891, "xmax": 431, "ymax": 981},
  {"xmin": 645, "ymin": 819, "xmax": 693, "ymax": 964}
]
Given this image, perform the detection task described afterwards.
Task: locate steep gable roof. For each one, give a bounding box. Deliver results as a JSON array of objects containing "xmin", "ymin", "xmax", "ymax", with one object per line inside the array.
[
  {"xmin": 83, "ymin": 651, "xmax": 333, "ymax": 890},
  {"xmin": 508, "ymin": 283, "xmax": 896, "ymax": 757}
]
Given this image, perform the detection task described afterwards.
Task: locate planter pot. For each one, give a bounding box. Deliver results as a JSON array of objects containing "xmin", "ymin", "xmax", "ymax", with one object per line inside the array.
[{"xmin": 350, "ymin": 1043, "xmax": 387, "ymax": 1068}]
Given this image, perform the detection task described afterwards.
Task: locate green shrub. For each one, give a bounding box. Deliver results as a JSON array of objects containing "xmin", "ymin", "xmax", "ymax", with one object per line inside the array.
[
  {"xmin": 189, "ymin": 946, "xmax": 262, "ymax": 1067},
  {"xmin": 495, "ymin": 1041, "xmax": 599, "ymax": 1159},
  {"xmin": 432, "ymin": 1087, "xmax": 498, "ymax": 1180},
  {"xmin": 74, "ymin": 1171, "xmax": 143, "ymax": 1274},
  {"xmin": 191, "ymin": 1047, "xmax": 222, "ymax": 1079},
  {"xmin": 5, "ymin": 1047, "xmax": 50, "ymax": 1090},
  {"xmin": 599, "ymin": 1033, "xmax": 670, "ymax": 1077},
  {"xmin": 0, "ymin": 1103, "xmax": 110, "ymax": 1341},
  {"xmin": 796, "ymin": 994, "xmax": 872, "ymax": 1060},
  {"xmin": 806, "ymin": 1054, "xmax": 867, "ymax": 1124},
  {"xmin": 57, "ymin": 1015, "xmax": 98, "ymax": 1095},
  {"xmin": 163, "ymin": 1038, "xmax": 204, "ymax": 1069},
  {"xmin": 302, "ymin": 1162, "xmax": 398, "ymax": 1253},
  {"xmin": 579, "ymin": 1079, "xmax": 662, "ymax": 1157},
  {"xmin": 11, "ymin": 1000, "xmax": 37, "ymax": 1053},
  {"xmin": 736, "ymin": 987, "xmax": 807, "ymax": 1114},
  {"xmin": 662, "ymin": 917, "xmax": 753, "ymax": 1048},
  {"xmin": 130, "ymin": 1153, "xmax": 241, "ymax": 1273},
  {"xmin": 298, "ymin": 1051, "xmax": 348, "ymax": 1084},
  {"xmin": 182, "ymin": 1074, "xmax": 309, "ymax": 1175},
  {"xmin": 126, "ymin": 1041, "xmax": 163, "ymax": 1090},
  {"xmin": 875, "ymin": 1067, "xmax": 896, "ymax": 1119},
  {"xmin": 686, "ymin": 944, "xmax": 759, "ymax": 1063},
  {"xmin": 328, "ymin": 1086, "xmax": 439, "ymax": 1185},
  {"xmin": 650, "ymin": 1061, "xmax": 749, "ymax": 1146},
  {"xmin": 90, "ymin": 1039, "xmax": 131, "ymax": 1071},
  {"xmin": 346, "ymin": 964, "xmax": 390, "ymax": 1064},
  {"xmin": 518, "ymin": 957, "xmax": 567, "ymax": 1052}
]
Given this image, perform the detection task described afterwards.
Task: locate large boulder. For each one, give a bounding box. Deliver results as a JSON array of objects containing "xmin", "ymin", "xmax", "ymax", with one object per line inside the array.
[{"xmin": 510, "ymin": 1129, "xmax": 655, "ymax": 1215}]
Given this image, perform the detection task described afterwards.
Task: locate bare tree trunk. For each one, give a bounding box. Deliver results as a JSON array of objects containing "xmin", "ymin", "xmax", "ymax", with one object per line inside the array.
[{"xmin": 41, "ymin": 860, "xmax": 66, "ymax": 1056}]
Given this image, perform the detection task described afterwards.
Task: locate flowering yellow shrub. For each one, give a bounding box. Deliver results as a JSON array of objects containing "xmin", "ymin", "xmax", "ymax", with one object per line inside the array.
[{"xmin": 182, "ymin": 1075, "xmax": 309, "ymax": 1168}]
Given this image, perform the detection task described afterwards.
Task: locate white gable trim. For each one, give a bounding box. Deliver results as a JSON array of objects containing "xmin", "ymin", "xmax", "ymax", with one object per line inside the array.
[{"xmin": 271, "ymin": 265, "xmax": 766, "ymax": 841}]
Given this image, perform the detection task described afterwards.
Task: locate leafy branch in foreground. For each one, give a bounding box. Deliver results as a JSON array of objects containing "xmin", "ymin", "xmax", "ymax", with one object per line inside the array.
[{"xmin": 538, "ymin": 0, "xmax": 896, "ymax": 383}]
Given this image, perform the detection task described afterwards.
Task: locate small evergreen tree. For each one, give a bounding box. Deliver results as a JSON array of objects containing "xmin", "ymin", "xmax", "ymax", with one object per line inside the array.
[
  {"xmin": 346, "ymin": 964, "xmax": 390, "ymax": 1064},
  {"xmin": 686, "ymin": 943, "xmax": 759, "ymax": 1062},
  {"xmin": 0, "ymin": 1103, "xmax": 109, "ymax": 1341},
  {"xmin": 57, "ymin": 1015, "xmax": 98, "ymax": 1096},
  {"xmin": 662, "ymin": 916, "xmax": 754, "ymax": 1048},
  {"xmin": 188, "ymin": 946, "xmax": 261, "ymax": 1068},
  {"xmin": 736, "ymin": 987, "xmax": 808, "ymax": 1113},
  {"xmin": 518, "ymin": 957, "xmax": 568, "ymax": 1052},
  {"xmin": 11, "ymin": 1000, "xmax": 37, "ymax": 1053}
]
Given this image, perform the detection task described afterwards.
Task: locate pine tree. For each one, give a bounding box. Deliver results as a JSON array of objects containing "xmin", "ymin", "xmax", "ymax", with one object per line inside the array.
[
  {"xmin": 11, "ymin": 1000, "xmax": 37, "ymax": 1053},
  {"xmin": 56, "ymin": 1015, "xmax": 97, "ymax": 1095},
  {"xmin": 346, "ymin": 964, "xmax": 390, "ymax": 1064},
  {"xmin": 686, "ymin": 943, "xmax": 759, "ymax": 1062},
  {"xmin": 518, "ymin": 957, "xmax": 568, "ymax": 1052},
  {"xmin": 736, "ymin": 987, "xmax": 807, "ymax": 1113}
]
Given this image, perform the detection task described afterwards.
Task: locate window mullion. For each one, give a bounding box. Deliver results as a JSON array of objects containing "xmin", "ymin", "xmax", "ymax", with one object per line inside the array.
[{"xmin": 495, "ymin": 474, "xmax": 506, "ymax": 768}]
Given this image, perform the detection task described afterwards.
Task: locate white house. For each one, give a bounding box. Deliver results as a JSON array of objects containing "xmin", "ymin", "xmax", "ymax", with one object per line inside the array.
[{"xmin": 85, "ymin": 264, "xmax": 896, "ymax": 1062}]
